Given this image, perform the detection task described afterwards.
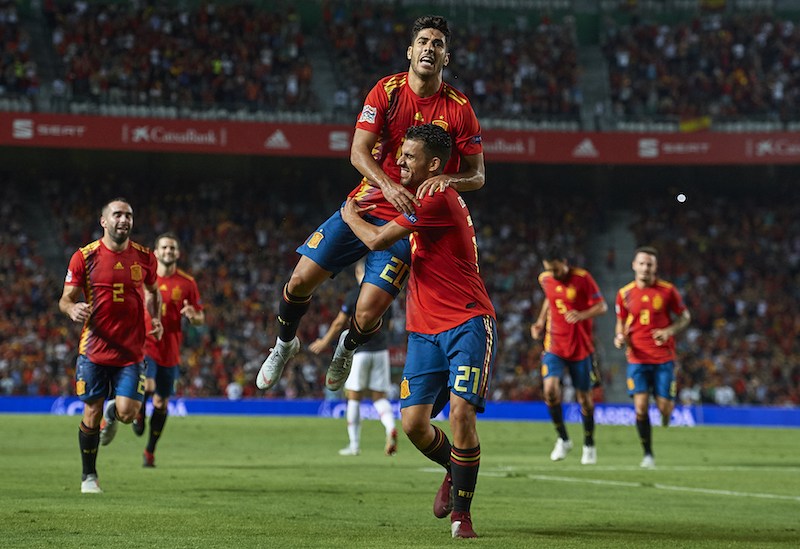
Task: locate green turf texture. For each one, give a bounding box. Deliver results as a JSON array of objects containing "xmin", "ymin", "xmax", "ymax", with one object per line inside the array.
[{"xmin": 1, "ymin": 414, "xmax": 797, "ymax": 548}]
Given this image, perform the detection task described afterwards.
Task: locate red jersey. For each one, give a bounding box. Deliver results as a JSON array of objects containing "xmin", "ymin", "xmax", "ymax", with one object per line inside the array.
[
  {"xmin": 145, "ymin": 269, "xmax": 203, "ymax": 367},
  {"xmin": 65, "ymin": 239, "xmax": 158, "ymax": 367},
  {"xmin": 394, "ymin": 188, "xmax": 494, "ymax": 334},
  {"xmin": 538, "ymin": 267, "xmax": 603, "ymax": 361},
  {"xmin": 615, "ymin": 279, "xmax": 687, "ymax": 364},
  {"xmin": 350, "ymin": 73, "xmax": 482, "ymax": 220}
]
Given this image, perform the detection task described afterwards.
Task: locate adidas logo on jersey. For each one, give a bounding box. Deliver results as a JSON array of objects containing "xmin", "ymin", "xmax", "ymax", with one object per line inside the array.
[
  {"xmin": 572, "ymin": 138, "xmax": 599, "ymax": 158},
  {"xmin": 264, "ymin": 130, "xmax": 291, "ymax": 150},
  {"xmin": 113, "ymin": 262, "xmax": 124, "ymax": 269}
]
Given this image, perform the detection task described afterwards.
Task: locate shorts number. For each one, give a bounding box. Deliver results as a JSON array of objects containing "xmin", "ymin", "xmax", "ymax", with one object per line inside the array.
[
  {"xmin": 380, "ymin": 256, "xmax": 410, "ymax": 290},
  {"xmin": 113, "ymin": 283, "xmax": 124, "ymax": 302},
  {"xmin": 670, "ymin": 380, "xmax": 677, "ymax": 398},
  {"xmin": 137, "ymin": 374, "xmax": 146, "ymax": 395},
  {"xmin": 454, "ymin": 366, "xmax": 480, "ymax": 394},
  {"xmin": 640, "ymin": 308, "xmax": 650, "ymax": 325},
  {"xmin": 555, "ymin": 299, "xmax": 568, "ymax": 315}
]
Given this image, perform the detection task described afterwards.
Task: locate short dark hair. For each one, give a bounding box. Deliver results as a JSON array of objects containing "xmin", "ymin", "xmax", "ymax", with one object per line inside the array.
[
  {"xmin": 411, "ymin": 15, "xmax": 451, "ymax": 48},
  {"xmin": 155, "ymin": 231, "xmax": 181, "ymax": 251},
  {"xmin": 101, "ymin": 197, "xmax": 131, "ymax": 218},
  {"xmin": 635, "ymin": 246, "xmax": 659, "ymax": 259},
  {"xmin": 405, "ymin": 124, "xmax": 452, "ymax": 166},
  {"xmin": 542, "ymin": 244, "xmax": 566, "ymax": 263}
]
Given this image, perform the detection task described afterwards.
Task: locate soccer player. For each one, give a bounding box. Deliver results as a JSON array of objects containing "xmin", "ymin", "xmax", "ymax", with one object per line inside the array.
[
  {"xmin": 256, "ymin": 14, "xmax": 485, "ymax": 395},
  {"xmin": 531, "ymin": 245, "xmax": 607, "ymax": 464},
  {"xmin": 133, "ymin": 232, "xmax": 205, "ymax": 468},
  {"xmin": 59, "ymin": 198, "xmax": 163, "ymax": 493},
  {"xmin": 341, "ymin": 124, "xmax": 495, "ymax": 539},
  {"xmin": 309, "ymin": 259, "xmax": 398, "ymax": 457},
  {"xmin": 614, "ymin": 246, "xmax": 691, "ymax": 468}
]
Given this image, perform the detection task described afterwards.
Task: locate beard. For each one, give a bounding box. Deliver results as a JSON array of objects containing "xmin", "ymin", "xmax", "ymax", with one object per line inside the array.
[{"xmin": 108, "ymin": 226, "xmax": 130, "ymax": 244}]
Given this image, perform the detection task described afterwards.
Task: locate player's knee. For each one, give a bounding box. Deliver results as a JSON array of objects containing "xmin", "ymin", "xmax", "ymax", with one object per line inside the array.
[
  {"xmin": 401, "ymin": 416, "xmax": 427, "ymax": 442},
  {"xmin": 354, "ymin": 308, "xmax": 382, "ymax": 332}
]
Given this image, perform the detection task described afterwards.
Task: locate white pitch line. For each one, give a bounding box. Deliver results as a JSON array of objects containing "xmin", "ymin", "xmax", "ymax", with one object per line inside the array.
[{"xmin": 419, "ymin": 468, "xmax": 800, "ymax": 502}]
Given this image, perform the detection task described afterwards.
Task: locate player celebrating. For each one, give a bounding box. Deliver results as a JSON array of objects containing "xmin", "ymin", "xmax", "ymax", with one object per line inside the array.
[
  {"xmin": 614, "ymin": 246, "xmax": 691, "ymax": 468},
  {"xmin": 532, "ymin": 245, "xmax": 607, "ymax": 464},
  {"xmin": 341, "ymin": 124, "xmax": 495, "ymax": 539},
  {"xmin": 309, "ymin": 259, "xmax": 398, "ymax": 457},
  {"xmin": 256, "ymin": 14, "xmax": 484, "ymax": 394},
  {"xmin": 133, "ymin": 232, "xmax": 205, "ymax": 468},
  {"xmin": 59, "ymin": 198, "xmax": 162, "ymax": 493}
]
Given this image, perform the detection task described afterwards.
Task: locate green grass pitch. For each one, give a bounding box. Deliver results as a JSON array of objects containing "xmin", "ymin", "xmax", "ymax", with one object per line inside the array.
[{"xmin": 1, "ymin": 414, "xmax": 797, "ymax": 548}]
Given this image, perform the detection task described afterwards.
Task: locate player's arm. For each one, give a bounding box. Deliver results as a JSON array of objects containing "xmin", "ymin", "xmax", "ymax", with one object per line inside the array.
[
  {"xmin": 59, "ymin": 285, "xmax": 90, "ymax": 323},
  {"xmin": 351, "ymin": 128, "xmax": 420, "ymax": 215},
  {"xmin": 415, "ymin": 152, "xmax": 486, "ymax": 198},
  {"xmin": 564, "ymin": 298, "xmax": 608, "ymax": 324},
  {"xmin": 341, "ymin": 196, "xmax": 412, "ymax": 250},
  {"xmin": 652, "ymin": 309, "xmax": 691, "ymax": 346},
  {"xmin": 180, "ymin": 299, "xmax": 205, "ymax": 326},
  {"xmin": 531, "ymin": 298, "xmax": 549, "ymax": 340},
  {"xmin": 614, "ymin": 316, "xmax": 627, "ymax": 349},
  {"xmin": 309, "ymin": 310, "xmax": 349, "ymax": 354},
  {"xmin": 145, "ymin": 282, "xmax": 164, "ymax": 341}
]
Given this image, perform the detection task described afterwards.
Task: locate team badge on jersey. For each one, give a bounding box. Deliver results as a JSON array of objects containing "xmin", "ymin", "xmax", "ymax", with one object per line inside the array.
[
  {"xmin": 400, "ymin": 378, "xmax": 410, "ymax": 399},
  {"xmin": 566, "ymin": 287, "xmax": 577, "ymax": 301},
  {"xmin": 653, "ymin": 295, "xmax": 663, "ymax": 310},
  {"xmin": 130, "ymin": 264, "xmax": 142, "ymax": 282},
  {"xmin": 306, "ymin": 232, "xmax": 324, "ymax": 249},
  {"xmin": 432, "ymin": 119, "xmax": 449, "ymax": 131},
  {"xmin": 358, "ymin": 104, "xmax": 377, "ymax": 124},
  {"xmin": 172, "ymin": 287, "xmax": 182, "ymax": 302}
]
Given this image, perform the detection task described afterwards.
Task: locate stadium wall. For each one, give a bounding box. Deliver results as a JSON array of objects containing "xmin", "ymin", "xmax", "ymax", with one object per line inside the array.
[{"xmin": 1, "ymin": 397, "xmax": 797, "ymax": 428}]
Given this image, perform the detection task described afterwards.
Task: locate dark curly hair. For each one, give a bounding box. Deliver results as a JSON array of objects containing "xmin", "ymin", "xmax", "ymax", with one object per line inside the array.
[
  {"xmin": 411, "ymin": 15, "xmax": 451, "ymax": 48},
  {"xmin": 405, "ymin": 124, "xmax": 452, "ymax": 166}
]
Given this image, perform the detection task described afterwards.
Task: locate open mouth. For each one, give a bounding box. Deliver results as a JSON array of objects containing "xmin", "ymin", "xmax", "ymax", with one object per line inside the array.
[{"xmin": 420, "ymin": 55, "xmax": 435, "ymax": 68}]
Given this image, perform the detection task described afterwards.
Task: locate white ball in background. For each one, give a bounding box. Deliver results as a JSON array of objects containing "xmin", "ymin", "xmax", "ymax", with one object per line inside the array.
[{"xmin": 677, "ymin": 193, "xmax": 687, "ymax": 203}]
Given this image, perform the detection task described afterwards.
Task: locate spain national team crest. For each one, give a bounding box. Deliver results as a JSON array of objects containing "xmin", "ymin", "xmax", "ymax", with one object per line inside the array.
[
  {"xmin": 400, "ymin": 378, "xmax": 410, "ymax": 399},
  {"xmin": 172, "ymin": 287, "xmax": 183, "ymax": 302},
  {"xmin": 306, "ymin": 232, "xmax": 324, "ymax": 250},
  {"xmin": 76, "ymin": 381, "xmax": 86, "ymax": 396},
  {"xmin": 432, "ymin": 118, "xmax": 449, "ymax": 132},
  {"xmin": 566, "ymin": 287, "xmax": 577, "ymax": 301},
  {"xmin": 130, "ymin": 264, "xmax": 142, "ymax": 282},
  {"xmin": 653, "ymin": 295, "xmax": 663, "ymax": 310}
]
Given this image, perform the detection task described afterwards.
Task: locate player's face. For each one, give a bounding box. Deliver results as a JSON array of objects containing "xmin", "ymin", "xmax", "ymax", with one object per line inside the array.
[
  {"xmin": 542, "ymin": 259, "xmax": 569, "ymax": 281},
  {"xmin": 407, "ymin": 28, "xmax": 449, "ymax": 79},
  {"xmin": 100, "ymin": 201, "xmax": 133, "ymax": 244},
  {"xmin": 155, "ymin": 237, "xmax": 180, "ymax": 267},
  {"xmin": 397, "ymin": 138, "xmax": 432, "ymax": 188},
  {"xmin": 632, "ymin": 252, "xmax": 657, "ymax": 285}
]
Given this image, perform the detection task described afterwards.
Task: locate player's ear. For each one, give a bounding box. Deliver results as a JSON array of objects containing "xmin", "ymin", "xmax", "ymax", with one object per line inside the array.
[
  {"xmin": 429, "ymin": 156, "xmax": 442, "ymax": 173},
  {"xmin": 443, "ymin": 51, "xmax": 450, "ymax": 66},
  {"xmin": 407, "ymin": 45, "xmax": 412, "ymax": 60}
]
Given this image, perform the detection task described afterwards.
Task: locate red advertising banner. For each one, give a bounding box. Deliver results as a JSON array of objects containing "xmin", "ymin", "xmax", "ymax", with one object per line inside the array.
[{"xmin": 1, "ymin": 112, "xmax": 799, "ymax": 165}]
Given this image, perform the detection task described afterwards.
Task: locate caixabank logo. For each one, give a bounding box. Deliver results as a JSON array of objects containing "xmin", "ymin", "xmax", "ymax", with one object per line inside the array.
[{"xmin": 122, "ymin": 124, "xmax": 227, "ymax": 146}]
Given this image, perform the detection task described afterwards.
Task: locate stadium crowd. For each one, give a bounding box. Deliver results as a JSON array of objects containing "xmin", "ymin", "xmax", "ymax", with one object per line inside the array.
[
  {"xmin": 323, "ymin": 1, "xmax": 582, "ymax": 121},
  {"xmin": 0, "ymin": 0, "xmax": 39, "ymax": 103},
  {"xmin": 46, "ymin": 1, "xmax": 315, "ymax": 112},
  {"xmin": 604, "ymin": 13, "xmax": 800, "ymax": 121}
]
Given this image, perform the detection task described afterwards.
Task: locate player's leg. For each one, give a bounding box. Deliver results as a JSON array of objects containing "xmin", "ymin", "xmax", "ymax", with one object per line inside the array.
[
  {"xmin": 76, "ymin": 355, "xmax": 112, "ymax": 493},
  {"xmin": 326, "ymin": 240, "xmax": 409, "ymax": 390},
  {"xmin": 101, "ymin": 362, "xmax": 146, "ymax": 447},
  {"xmin": 133, "ymin": 357, "xmax": 157, "ymax": 436},
  {"xmin": 340, "ymin": 354, "xmax": 367, "ymax": 455},
  {"xmin": 368, "ymin": 349, "xmax": 397, "ymax": 455},
  {"xmin": 265, "ymin": 212, "xmax": 370, "ymax": 391},
  {"xmin": 654, "ymin": 361, "xmax": 677, "ymax": 427},
  {"xmin": 542, "ymin": 353, "xmax": 572, "ymax": 460},
  {"xmin": 628, "ymin": 362, "xmax": 655, "ymax": 466},
  {"xmin": 443, "ymin": 315, "xmax": 496, "ymax": 539},
  {"xmin": 143, "ymin": 363, "xmax": 179, "ymax": 467},
  {"xmin": 572, "ymin": 356, "xmax": 597, "ymax": 465}
]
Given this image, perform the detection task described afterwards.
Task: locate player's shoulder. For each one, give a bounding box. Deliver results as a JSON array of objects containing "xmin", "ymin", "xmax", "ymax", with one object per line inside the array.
[
  {"xmin": 618, "ymin": 281, "xmax": 636, "ymax": 294},
  {"xmin": 570, "ymin": 267, "xmax": 590, "ymax": 278},
  {"xmin": 441, "ymin": 82, "xmax": 470, "ymax": 106},
  {"xmin": 538, "ymin": 270, "xmax": 553, "ymax": 284},
  {"xmin": 655, "ymin": 279, "xmax": 675, "ymax": 290},
  {"xmin": 78, "ymin": 239, "xmax": 102, "ymax": 258},
  {"xmin": 129, "ymin": 241, "xmax": 152, "ymax": 256},
  {"xmin": 175, "ymin": 269, "xmax": 197, "ymax": 283},
  {"xmin": 379, "ymin": 72, "xmax": 408, "ymax": 98}
]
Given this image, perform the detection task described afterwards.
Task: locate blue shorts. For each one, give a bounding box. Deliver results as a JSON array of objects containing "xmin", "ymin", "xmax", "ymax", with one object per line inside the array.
[
  {"xmin": 400, "ymin": 315, "xmax": 496, "ymax": 414},
  {"xmin": 297, "ymin": 209, "xmax": 411, "ymax": 298},
  {"xmin": 75, "ymin": 355, "xmax": 145, "ymax": 403},
  {"xmin": 626, "ymin": 361, "xmax": 676, "ymax": 400},
  {"xmin": 541, "ymin": 352, "xmax": 597, "ymax": 392},
  {"xmin": 144, "ymin": 356, "xmax": 179, "ymax": 399}
]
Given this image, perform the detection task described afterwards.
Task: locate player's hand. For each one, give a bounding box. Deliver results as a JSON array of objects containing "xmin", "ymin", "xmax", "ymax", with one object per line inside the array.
[
  {"xmin": 531, "ymin": 321, "xmax": 545, "ymax": 340},
  {"xmin": 341, "ymin": 197, "xmax": 375, "ymax": 224},
  {"xmin": 308, "ymin": 339, "xmax": 328, "ymax": 354},
  {"xmin": 381, "ymin": 181, "xmax": 420, "ymax": 215},
  {"xmin": 416, "ymin": 174, "xmax": 451, "ymax": 199},
  {"xmin": 149, "ymin": 318, "xmax": 164, "ymax": 341},
  {"xmin": 564, "ymin": 310, "xmax": 583, "ymax": 324},
  {"xmin": 68, "ymin": 302, "xmax": 91, "ymax": 323},
  {"xmin": 651, "ymin": 328, "xmax": 670, "ymax": 346},
  {"xmin": 181, "ymin": 299, "xmax": 200, "ymax": 322},
  {"xmin": 613, "ymin": 333, "xmax": 627, "ymax": 349}
]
